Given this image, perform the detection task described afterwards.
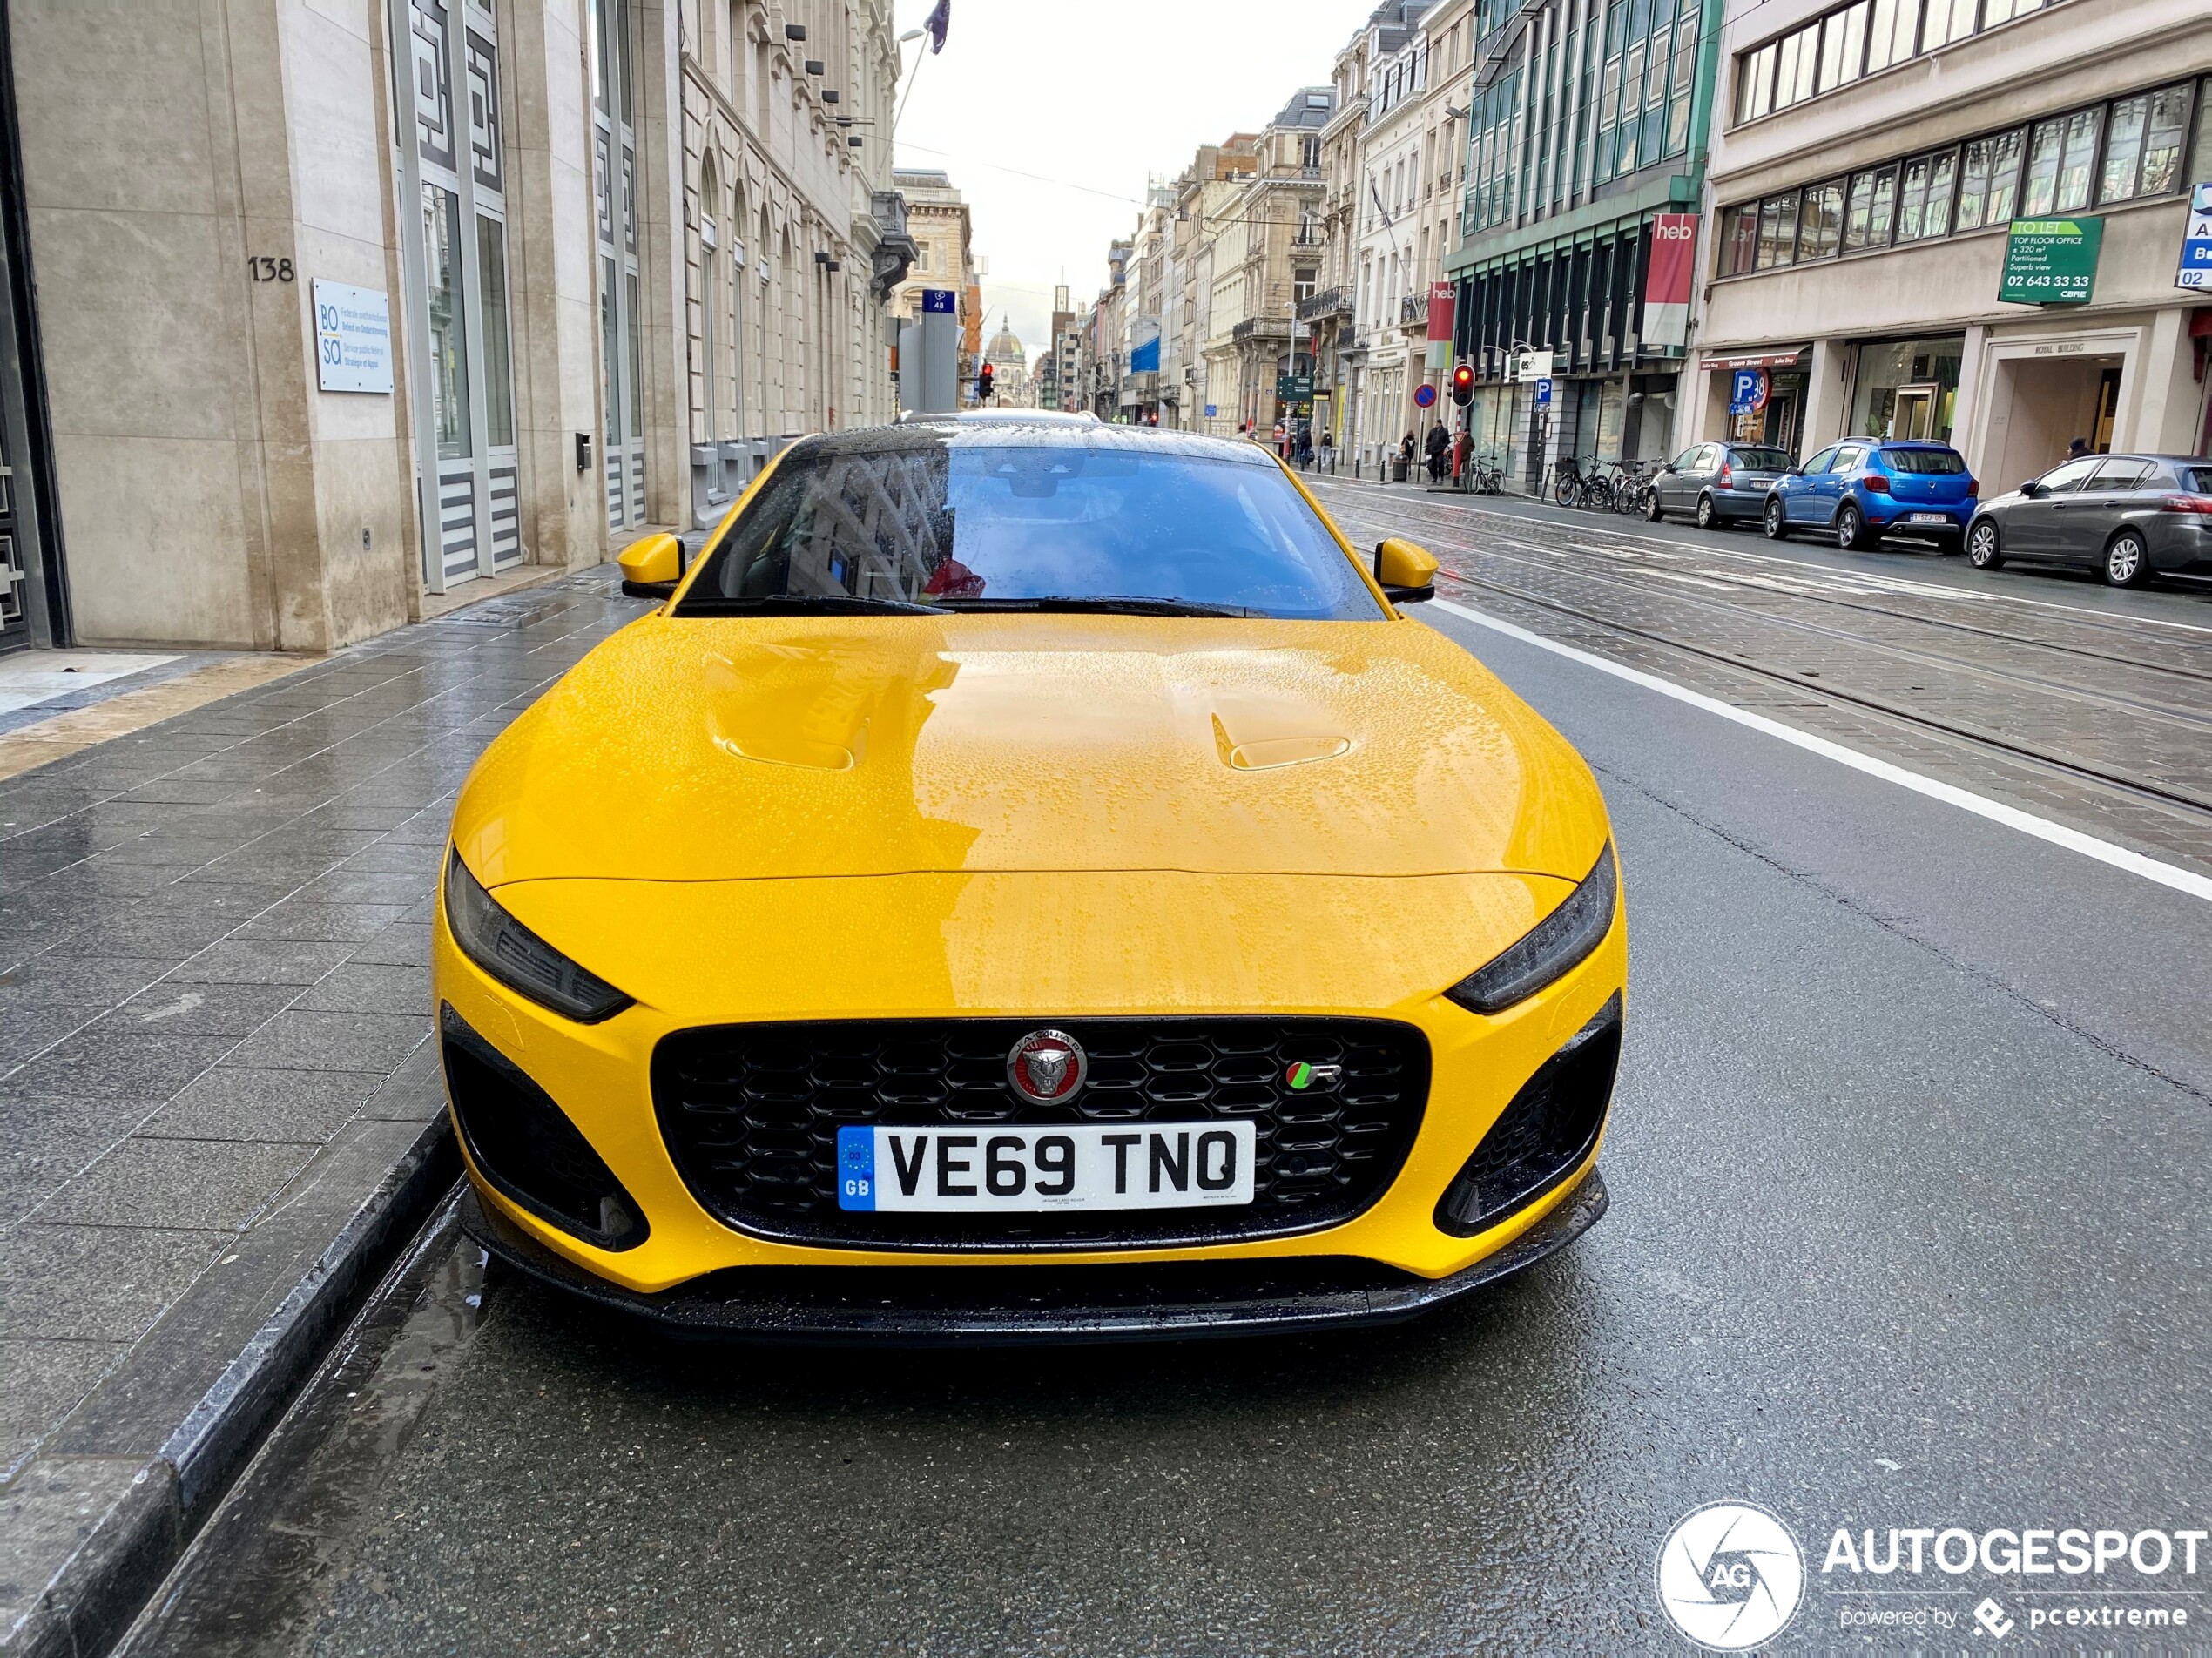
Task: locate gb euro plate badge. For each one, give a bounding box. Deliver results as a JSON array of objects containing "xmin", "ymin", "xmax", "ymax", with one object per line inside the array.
[{"xmin": 836, "ymin": 1122, "xmax": 1256, "ymax": 1213}]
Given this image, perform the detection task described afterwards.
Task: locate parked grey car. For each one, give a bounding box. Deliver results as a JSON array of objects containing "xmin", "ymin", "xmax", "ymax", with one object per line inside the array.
[
  {"xmin": 1649, "ymin": 441, "xmax": 1795, "ymax": 529},
  {"xmin": 1964, "ymin": 454, "xmax": 2212, "ymax": 587}
]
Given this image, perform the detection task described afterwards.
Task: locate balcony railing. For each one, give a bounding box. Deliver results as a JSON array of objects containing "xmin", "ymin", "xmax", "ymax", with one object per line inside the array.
[
  {"xmin": 1231, "ymin": 316, "xmax": 1291, "ymax": 343},
  {"xmin": 1398, "ymin": 293, "xmax": 1428, "ymax": 327},
  {"xmin": 1298, "ymin": 286, "xmax": 1353, "ymax": 321}
]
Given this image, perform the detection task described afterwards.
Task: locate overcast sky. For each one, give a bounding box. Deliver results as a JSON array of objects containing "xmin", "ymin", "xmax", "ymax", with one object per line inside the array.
[{"xmin": 890, "ymin": 0, "xmax": 1380, "ymax": 365}]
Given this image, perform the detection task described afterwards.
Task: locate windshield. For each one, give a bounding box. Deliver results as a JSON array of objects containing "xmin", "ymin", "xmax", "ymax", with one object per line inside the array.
[
  {"xmin": 1730, "ymin": 448, "xmax": 1793, "ymax": 470},
  {"xmin": 675, "ymin": 435, "xmax": 1384, "ymax": 620},
  {"xmin": 1883, "ymin": 447, "xmax": 1966, "ymax": 475}
]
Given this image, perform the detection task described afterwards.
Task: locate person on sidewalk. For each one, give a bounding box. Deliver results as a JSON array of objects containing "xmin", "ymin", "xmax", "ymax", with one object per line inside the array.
[
  {"xmin": 1399, "ymin": 432, "xmax": 1415, "ymax": 482},
  {"xmin": 1318, "ymin": 428, "xmax": 1334, "ymax": 475},
  {"xmin": 1425, "ymin": 421, "xmax": 1449, "ymax": 483},
  {"xmin": 1453, "ymin": 425, "xmax": 1471, "ymax": 488}
]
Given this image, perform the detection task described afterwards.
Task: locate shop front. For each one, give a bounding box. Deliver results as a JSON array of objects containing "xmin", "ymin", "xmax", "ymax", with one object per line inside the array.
[{"xmin": 1848, "ymin": 334, "xmax": 1966, "ymax": 444}]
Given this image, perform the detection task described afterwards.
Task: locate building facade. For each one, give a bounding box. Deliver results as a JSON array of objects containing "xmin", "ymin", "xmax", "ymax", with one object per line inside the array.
[
  {"xmin": 1689, "ymin": 0, "xmax": 2212, "ymax": 483},
  {"xmin": 1447, "ymin": 0, "xmax": 1723, "ymax": 489},
  {"xmin": 0, "ymin": 0, "xmax": 914, "ymax": 657}
]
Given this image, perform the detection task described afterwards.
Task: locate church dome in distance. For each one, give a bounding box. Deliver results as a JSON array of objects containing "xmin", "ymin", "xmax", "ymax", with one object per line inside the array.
[{"xmin": 983, "ymin": 315, "xmax": 1026, "ymax": 369}]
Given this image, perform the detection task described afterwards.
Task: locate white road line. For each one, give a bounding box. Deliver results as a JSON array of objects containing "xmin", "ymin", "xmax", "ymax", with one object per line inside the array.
[
  {"xmin": 1312, "ymin": 482, "xmax": 2212, "ymax": 636},
  {"xmin": 1426, "ymin": 596, "xmax": 2212, "ymax": 905}
]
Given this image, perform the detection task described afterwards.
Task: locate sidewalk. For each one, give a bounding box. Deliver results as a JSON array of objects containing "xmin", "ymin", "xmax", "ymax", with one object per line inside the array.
[{"xmin": 0, "ymin": 567, "xmax": 639, "ymax": 1652}]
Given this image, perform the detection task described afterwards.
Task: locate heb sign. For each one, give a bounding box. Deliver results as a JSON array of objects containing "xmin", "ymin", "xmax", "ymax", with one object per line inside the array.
[{"xmin": 2000, "ymin": 217, "xmax": 2103, "ymax": 306}]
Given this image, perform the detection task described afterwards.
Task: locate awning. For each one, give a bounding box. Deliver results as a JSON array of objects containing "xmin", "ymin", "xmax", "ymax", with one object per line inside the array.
[{"xmin": 1701, "ymin": 346, "xmax": 1809, "ymax": 371}]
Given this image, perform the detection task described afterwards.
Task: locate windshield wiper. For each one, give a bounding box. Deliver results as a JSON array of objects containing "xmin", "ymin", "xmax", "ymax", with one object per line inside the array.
[
  {"xmin": 938, "ymin": 596, "xmax": 1252, "ymax": 618},
  {"xmin": 684, "ymin": 593, "xmax": 941, "ymax": 616}
]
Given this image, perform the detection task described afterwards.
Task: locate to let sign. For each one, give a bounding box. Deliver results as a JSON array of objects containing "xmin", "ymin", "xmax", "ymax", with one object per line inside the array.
[
  {"xmin": 2177, "ymin": 182, "xmax": 2212, "ymax": 292},
  {"xmin": 1999, "ymin": 218, "xmax": 2103, "ymax": 306},
  {"xmin": 312, "ymin": 280, "xmax": 394, "ymax": 394}
]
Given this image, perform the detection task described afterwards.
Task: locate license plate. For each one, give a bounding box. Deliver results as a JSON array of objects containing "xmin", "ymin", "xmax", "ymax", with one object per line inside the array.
[
  {"xmin": 1907, "ymin": 512, "xmax": 1950, "ymax": 524},
  {"xmin": 835, "ymin": 1122, "xmax": 1257, "ymax": 1213}
]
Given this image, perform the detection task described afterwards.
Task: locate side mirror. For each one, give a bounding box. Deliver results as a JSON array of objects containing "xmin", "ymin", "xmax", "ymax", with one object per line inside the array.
[
  {"xmin": 618, "ymin": 533, "xmax": 684, "ymax": 600},
  {"xmin": 1373, "ymin": 537, "xmax": 1438, "ymax": 605},
  {"xmin": 2019, "ymin": 480, "xmax": 2043, "ymax": 498}
]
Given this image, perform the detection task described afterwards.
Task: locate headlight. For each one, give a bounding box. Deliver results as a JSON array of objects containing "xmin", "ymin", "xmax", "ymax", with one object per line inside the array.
[
  {"xmin": 443, "ymin": 851, "xmax": 633, "ymax": 1023},
  {"xmin": 1445, "ymin": 843, "xmax": 1617, "ymax": 1014}
]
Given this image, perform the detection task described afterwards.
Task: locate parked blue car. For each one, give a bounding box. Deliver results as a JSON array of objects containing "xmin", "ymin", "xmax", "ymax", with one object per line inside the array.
[{"xmin": 1762, "ymin": 439, "xmax": 1979, "ymax": 552}]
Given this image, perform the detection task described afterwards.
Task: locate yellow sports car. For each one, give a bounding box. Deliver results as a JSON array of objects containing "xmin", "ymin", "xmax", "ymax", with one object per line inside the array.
[{"xmin": 439, "ymin": 414, "xmax": 1624, "ymax": 1339}]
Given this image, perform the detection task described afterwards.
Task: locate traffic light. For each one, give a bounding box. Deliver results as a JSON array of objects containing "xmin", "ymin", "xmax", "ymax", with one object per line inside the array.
[
  {"xmin": 978, "ymin": 363, "xmax": 995, "ymax": 401},
  {"xmin": 1451, "ymin": 361, "xmax": 1475, "ymax": 406}
]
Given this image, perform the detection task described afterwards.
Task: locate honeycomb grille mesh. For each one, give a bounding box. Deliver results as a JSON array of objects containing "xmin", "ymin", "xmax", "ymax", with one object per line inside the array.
[{"xmin": 652, "ymin": 1018, "xmax": 1430, "ymax": 1250}]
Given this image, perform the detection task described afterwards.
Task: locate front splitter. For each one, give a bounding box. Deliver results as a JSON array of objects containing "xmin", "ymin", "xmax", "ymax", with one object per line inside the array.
[{"xmin": 460, "ymin": 1169, "xmax": 1607, "ymax": 1345}]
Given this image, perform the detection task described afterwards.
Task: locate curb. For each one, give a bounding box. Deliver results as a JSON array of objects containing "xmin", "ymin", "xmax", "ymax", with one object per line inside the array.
[{"xmin": 1, "ymin": 1118, "xmax": 459, "ymax": 1657}]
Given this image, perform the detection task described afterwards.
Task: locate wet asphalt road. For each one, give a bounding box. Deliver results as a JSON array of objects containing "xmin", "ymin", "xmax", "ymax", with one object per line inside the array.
[{"xmin": 124, "ymin": 570, "xmax": 2212, "ymax": 1655}]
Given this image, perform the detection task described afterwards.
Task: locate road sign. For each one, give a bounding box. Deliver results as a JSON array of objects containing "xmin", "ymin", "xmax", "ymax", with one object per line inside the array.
[
  {"xmin": 1511, "ymin": 348, "xmax": 1554, "ymax": 382},
  {"xmin": 1204, "ymin": 404, "xmax": 1217, "ymax": 418},
  {"xmin": 2000, "ymin": 217, "xmax": 2103, "ymax": 305},
  {"xmin": 1534, "ymin": 376, "xmax": 1554, "ymax": 408},
  {"xmin": 1276, "ymin": 373, "xmax": 1313, "ymax": 402},
  {"xmin": 1730, "ymin": 368, "xmax": 1769, "ymax": 416},
  {"xmin": 1413, "ymin": 382, "xmax": 1437, "ymax": 409},
  {"xmin": 2178, "ymin": 182, "xmax": 2212, "ymax": 292}
]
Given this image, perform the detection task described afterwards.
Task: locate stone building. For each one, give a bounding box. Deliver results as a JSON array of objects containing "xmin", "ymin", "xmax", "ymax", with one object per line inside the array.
[
  {"xmin": 0, "ymin": 0, "xmax": 911, "ymax": 657},
  {"xmin": 981, "ymin": 315, "xmax": 1029, "ymax": 408},
  {"xmin": 889, "ymin": 167, "xmax": 983, "ymax": 401}
]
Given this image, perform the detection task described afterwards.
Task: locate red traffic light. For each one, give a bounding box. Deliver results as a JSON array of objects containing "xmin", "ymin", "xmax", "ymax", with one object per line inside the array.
[
  {"xmin": 978, "ymin": 363, "xmax": 995, "ymax": 401},
  {"xmin": 1451, "ymin": 361, "xmax": 1475, "ymax": 406}
]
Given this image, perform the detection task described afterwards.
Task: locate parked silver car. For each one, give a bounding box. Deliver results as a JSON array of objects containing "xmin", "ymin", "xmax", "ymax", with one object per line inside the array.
[
  {"xmin": 1964, "ymin": 454, "xmax": 2212, "ymax": 587},
  {"xmin": 1648, "ymin": 441, "xmax": 1794, "ymax": 529}
]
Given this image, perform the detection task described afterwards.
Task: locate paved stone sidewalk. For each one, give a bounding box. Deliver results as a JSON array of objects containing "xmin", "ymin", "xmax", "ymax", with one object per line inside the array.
[{"xmin": 0, "ymin": 568, "xmax": 640, "ymax": 1647}]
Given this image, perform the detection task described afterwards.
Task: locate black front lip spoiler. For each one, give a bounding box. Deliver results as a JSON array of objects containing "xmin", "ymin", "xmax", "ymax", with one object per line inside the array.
[{"xmin": 459, "ymin": 1167, "xmax": 1607, "ymax": 1346}]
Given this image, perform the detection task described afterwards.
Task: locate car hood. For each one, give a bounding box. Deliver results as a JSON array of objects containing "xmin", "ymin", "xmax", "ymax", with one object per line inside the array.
[{"xmin": 452, "ymin": 613, "xmax": 1608, "ymax": 885}]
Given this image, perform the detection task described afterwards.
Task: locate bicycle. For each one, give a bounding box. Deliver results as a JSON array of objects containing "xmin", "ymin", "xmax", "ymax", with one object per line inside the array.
[
  {"xmin": 1553, "ymin": 455, "xmax": 1600, "ymax": 508},
  {"xmin": 1463, "ymin": 449, "xmax": 1505, "ymax": 495},
  {"xmin": 1576, "ymin": 460, "xmax": 1615, "ymax": 513},
  {"xmin": 1612, "ymin": 459, "xmax": 1657, "ymax": 518}
]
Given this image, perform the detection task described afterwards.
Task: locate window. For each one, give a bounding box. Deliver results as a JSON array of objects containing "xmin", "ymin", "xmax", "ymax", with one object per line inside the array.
[
  {"xmin": 1895, "ymin": 150, "xmax": 1955, "ymax": 242},
  {"xmin": 1739, "ymin": 43, "xmax": 1777, "ymax": 121},
  {"xmin": 1863, "ymin": 0, "xmax": 1917, "ymax": 74},
  {"xmin": 2088, "ymin": 457, "xmax": 2155, "ymax": 489},
  {"xmin": 2054, "ymin": 107, "xmax": 2102, "ymax": 212},
  {"xmin": 1797, "ymin": 180, "xmax": 1844, "ymax": 259},
  {"xmin": 1804, "ymin": 445, "xmax": 1840, "ymax": 473},
  {"xmin": 1757, "ymin": 192, "xmax": 1799, "ymax": 268},
  {"xmin": 2035, "ymin": 455, "xmax": 2104, "ymax": 493},
  {"xmin": 1722, "ymin": 201, "xmax": 1759, "ymax": 273},
  {"xmin": 1818, "ymin": 1, "xmax": 1867, "ymax": 92},
  {"xmin": 1954, "ymin": 127, "xmax": 2022, "ymax": 229},
  {"xmin": 2019, "ymin": 116, "xmax": 2063, "ymax": 216},
  {"xmin": 1833, "ymin": 443, "xmax": 1869, "ymax": 471},
  {"xmin": 1776, "ymin": 28, "xmax": 1816, "ymax": 108},
  {"xmin": 476, "ymin": 216, "xmax": 516, "ymax": 447},
  {"xmin": 1841, "ymin": 165, "xmax": 1896, "ymax": 252},
  {"xmin": 1882, "ymin": 446, "xmax": 1966, "ymax": 473},
  {"xmin": 1920, "ymin": 0, "xmax": 1974, "ymax": 51},
  {"xmin": 2101, "ymin": 84, "xmax": 2191, "ymax": 202}
]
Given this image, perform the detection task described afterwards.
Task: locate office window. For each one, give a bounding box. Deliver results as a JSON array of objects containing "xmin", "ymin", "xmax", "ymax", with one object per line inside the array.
[
  {"xmin": 2101, "ymin": 83, "xmax": 2191, "ymax": 201},
  {"xmin": 1895, "ymin": 149, "xmax": 1956, "ymax": 241},
  {"xmin": 1757, "ymin": 192, "xmax": 1799, "ymax": 268},
  {"xmin": 1920, "ymin": 0, "xmax": 1975, "ymax": 51},
  {"xmin": 1797, "ymin": 179, "xmax": 1844, "ymax": 259},
  {"xmin": 1776, "ymin": 27, "xmax": 1817, "ymax": 107},
  {"xmin": 2019, "ymin": 115, "xmax": 2063, "ymax": 216},
  {"xmin": 1863, "ymin": 0, "xmax": 1918, "ymax": 74},
  {"xmin": 1842, "ymin": 165, "xmax": 1896, "ymax": 251},
  {"xmin": 1980, "ymin": 0, "xmax": 2048, "ymax": 22},
  {"xmin": 1722, "ymin": 201, "xmax": 1759, "ymax": 274},
  {"xmin": 1739, "ymin": 43, "xmax": 1777, "ymax": 121},
  {"xmin": 2054, "ymin": 106, "xmax": 2101, "ymax": 212},
  {"xmin": 1953, "ymin": 128, "xmax": 2021, "ymax": 228},
  {"xmin": 1819, "ymin": 1, "xmax": 1868, "ymax": 92}
]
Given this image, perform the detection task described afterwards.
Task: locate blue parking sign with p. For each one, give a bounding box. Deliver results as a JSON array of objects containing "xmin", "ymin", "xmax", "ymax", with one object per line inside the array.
[
  {"xmin": 1534, "ymin": 377, "xmax": 1553, "ymax": 407},
  {"xmin": 1730, "ymin": 368, "xmax": 1764, "ymax": 415}
]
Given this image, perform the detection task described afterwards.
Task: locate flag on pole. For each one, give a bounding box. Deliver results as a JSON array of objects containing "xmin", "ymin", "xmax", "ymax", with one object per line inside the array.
[
  {"xmin": 1367, "ymin": 176, "xmax": 1394, "ymax": 229},
  {"xmin": 924, "ymin": 0, "xmax": 950, "ymax": 52}
]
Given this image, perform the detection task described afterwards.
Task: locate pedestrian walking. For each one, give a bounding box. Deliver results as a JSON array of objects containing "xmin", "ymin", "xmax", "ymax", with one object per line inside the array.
[
  {"xmin": 1318, "ymin": 428, "xmax": 1334, "ymax": 474},
  {"xmin": 1425, "ymin": 421, "xmax": 1450, "ymax": 484},
  {"xmin": 1453, "ymin": 426, "xmax": 1471, "ymax": 487},
  {"xmin": 1399, "ymin": 432, "xmax": 1415, "ymax": 482}
]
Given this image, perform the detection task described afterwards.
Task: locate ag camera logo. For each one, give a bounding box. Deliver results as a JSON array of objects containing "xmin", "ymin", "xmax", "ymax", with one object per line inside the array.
[{"xmin": 1657, "ymin": 1501, "xmax": 1806, "ymax": 1650}]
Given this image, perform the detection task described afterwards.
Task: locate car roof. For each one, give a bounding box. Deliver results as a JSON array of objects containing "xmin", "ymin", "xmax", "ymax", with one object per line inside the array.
[{"xmin": 804, "ymin": 418, "xmax": 1277, "ymax": 466}]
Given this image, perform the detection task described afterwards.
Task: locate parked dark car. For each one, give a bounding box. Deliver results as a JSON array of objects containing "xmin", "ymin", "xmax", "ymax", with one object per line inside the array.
[
  {"xmin": 1763, "ymin": 439, "xmax": 1977, "ymax": 550},
  {"xmin": 1965, "ymin": 454, "xmax": 2212, "ymax": 587},
  {"xmin": 1648, "ymin": 441, "xmax": 1794, "ymax": 528}
]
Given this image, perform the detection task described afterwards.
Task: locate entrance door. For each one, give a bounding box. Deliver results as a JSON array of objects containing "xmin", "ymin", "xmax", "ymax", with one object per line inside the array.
[
  {"xmin": 592, "ymin": 0, "xmax": 646, "ymax": 532},
  {"xmin": 1889, "ymin": 384, "xmax": 1939, "ymax": 441},
  {"xmin": 393, "ymin": 0, "xmax": 521, "ymax": 594}
]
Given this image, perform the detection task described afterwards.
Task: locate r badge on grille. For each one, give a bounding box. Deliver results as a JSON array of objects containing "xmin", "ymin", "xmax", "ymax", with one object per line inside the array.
[
  {"xmin": 1008, "ymin": 1028, "xmax": 1088, "ymax": 1104},
  {"xmin": 1285, "ymin": 1062, "xmax": 1343, "ymax": 1091}
]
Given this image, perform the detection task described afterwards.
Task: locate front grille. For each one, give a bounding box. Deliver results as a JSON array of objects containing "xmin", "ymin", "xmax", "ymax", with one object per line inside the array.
[{"xmin": 652, "ymin": 1017, "xmax": 1430, "ymax": 1250}]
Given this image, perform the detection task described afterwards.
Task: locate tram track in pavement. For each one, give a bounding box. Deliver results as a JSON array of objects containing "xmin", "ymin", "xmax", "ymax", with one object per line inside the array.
[{"xmin": 1307, "ymin": 481, "xmax": 2212, "ymax": 856}]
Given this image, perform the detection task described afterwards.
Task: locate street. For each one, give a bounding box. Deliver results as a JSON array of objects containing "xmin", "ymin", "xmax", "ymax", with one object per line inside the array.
[{"xmin": 112, "ymin": 492, "xmax": 2212, "ymax": 1656}]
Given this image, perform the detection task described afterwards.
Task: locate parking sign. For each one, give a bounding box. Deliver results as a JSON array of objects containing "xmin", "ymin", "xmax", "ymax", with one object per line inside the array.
[
  {"xmin": 1534, "ymin": 377, "xmax": 1553, "ymax": 408},
  {"xmin": 1730, "ymin": 367, "xmax": 1769, "ymax": 415}
]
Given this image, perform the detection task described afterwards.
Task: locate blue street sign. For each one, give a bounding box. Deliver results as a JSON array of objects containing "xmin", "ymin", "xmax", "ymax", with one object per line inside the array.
[
  {"xmin": 1730, "ymin": 367, "xmax": 1769, "ymax": 416},
  {"xmin": 1204, "ymin": 404, "xmax": 1217, "ymax": 418},
  {"xmin": 921, "ymin": 288, "xmax": 954, "ymax": 313},
  {"xmin": 1534, "ymin": 377, "xmax": 1554, "ymax": 408},
  {"xmin": 1413, "ymin": 382, "xmax": 1437, "ymax": 408}
]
